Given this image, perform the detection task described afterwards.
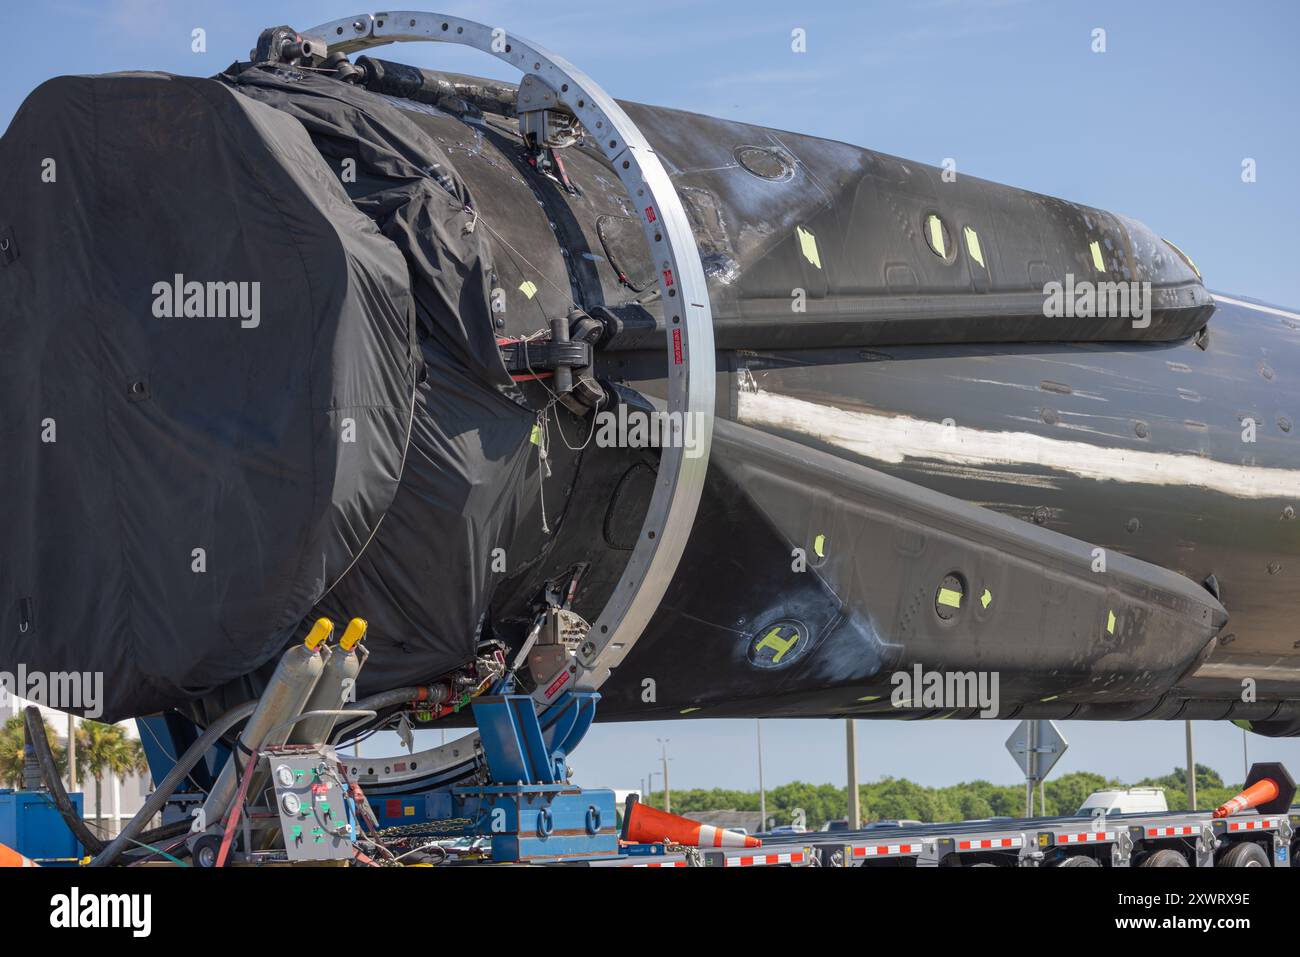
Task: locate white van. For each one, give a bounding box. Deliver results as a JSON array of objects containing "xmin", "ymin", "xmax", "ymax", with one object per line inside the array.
[{"xmin": 1077, "ymin": 787, "xmax": 1169, "ymax": 816}]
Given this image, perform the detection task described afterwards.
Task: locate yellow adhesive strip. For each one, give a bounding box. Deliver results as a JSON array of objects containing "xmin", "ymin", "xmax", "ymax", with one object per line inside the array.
[
  {"xmin": 937, "ymin": 588, "xmax": 962, "ymax": 609},
  {"xmin": 796, "ymin": 226, "xmax": 822, "ymax": 269}
]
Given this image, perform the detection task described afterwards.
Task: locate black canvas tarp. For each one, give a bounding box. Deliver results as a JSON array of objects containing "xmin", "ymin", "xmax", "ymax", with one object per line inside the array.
[
  {"xmin": 214, "ymin": 68, "xmax": 536, "ymax": 707},
  {"xmin": 0, "ymin": 70, "xmax": 532, "ymax": 720}
]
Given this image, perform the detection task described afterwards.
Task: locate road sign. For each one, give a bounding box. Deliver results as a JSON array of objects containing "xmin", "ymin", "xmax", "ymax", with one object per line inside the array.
[{"xmin": 1005, "ymin": 720, "xmax": 1068, "ymax": 782}]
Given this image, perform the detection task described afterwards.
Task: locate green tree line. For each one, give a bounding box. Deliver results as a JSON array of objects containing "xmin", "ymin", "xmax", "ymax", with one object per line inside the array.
[{"xmin": 644, "ymin": 764, "xmax": 1243, "ymax": 828}]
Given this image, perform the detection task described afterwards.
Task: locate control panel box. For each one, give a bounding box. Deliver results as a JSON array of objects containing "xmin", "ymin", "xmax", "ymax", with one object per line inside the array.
[{"xmin": 262, "ymin": 748, "xmax": 354, "ymax": 862}]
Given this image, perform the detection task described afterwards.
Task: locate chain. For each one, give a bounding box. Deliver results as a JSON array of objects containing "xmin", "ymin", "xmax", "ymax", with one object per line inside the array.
[{"xmin": 371, "ymin": 818, "xmax": 475, "ymax": 838}]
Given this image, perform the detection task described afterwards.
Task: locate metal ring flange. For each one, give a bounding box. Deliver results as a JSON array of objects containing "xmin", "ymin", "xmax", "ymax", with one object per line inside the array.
[{"xmin": 304, "ymin": 12, "xmax": 716, "ymax": 697}]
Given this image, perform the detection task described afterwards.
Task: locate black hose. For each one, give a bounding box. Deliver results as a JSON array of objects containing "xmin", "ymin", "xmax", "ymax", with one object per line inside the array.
[
  {"xmin": 91, "ymin": 700, "xmax": 257, "ymax": 867},
  {"xmin": 22, "ymin": 706, "xmax": 105, "ymax": 854},
  {"xmin": 330, "ymin": 687, "xmax": 445, "ymax": 742}
]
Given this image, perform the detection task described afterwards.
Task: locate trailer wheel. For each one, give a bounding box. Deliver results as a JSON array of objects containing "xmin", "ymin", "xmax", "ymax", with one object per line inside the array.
[
  {"xmin": 1217, "ymin": 842, "xmax": 1270, "ymax": 867},
  {"xmin": 191, "ymin": 834, "xmax": 223, "ymax": 869},
  {"xmin": 1057, "ymin": 855, "xmax": 1100, "ymax": 867},
  {"xmin": 1139, "ymin": 849, "xmax": 1188, "ymax": 867}
]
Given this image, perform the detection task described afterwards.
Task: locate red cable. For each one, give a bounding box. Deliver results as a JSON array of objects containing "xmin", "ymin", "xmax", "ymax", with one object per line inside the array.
[{"xmin": 215, "ymin": 747, "xmax": 259, "ymax": 867}]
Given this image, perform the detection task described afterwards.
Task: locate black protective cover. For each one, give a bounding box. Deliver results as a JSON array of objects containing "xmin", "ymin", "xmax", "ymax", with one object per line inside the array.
[
  {"xmin": 220, "ymin": 68, "xmax": 535, "ymax": 704},
  {"xmin": 0, "ymin": 70, "xmax": 529, "ymax": 719}
]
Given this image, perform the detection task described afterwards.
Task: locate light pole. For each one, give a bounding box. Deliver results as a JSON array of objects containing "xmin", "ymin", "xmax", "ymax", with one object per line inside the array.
[
  {"xmin": 846, "ymin": 718, "xmax": 860, "ymax": 829},
  {"xmin": 657, "ymin": 738, "xmax": 671, "ymax": 814},
  {"xmin": 756, "ymin": 720, "xmax": 766, "ymax": 831},
  {"xmin": 67, "ymin": 712, "xmax": 77, "ymax": 791},
  {"xmin": 1185, "ymin": 720, "xmax": 1196, "ymax": 810}
]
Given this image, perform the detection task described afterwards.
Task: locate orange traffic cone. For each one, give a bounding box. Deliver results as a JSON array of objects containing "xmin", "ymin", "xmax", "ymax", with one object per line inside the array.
[
  {"xmin": 1213, "ymin": 762, "xmax": 1296, "ymax": 818},
  {"xmin": 622, "ymin": 798, "xmax": 762, "ymax": 848},
  {"xmin": 0, "ymin": 842, "xmax": 39, "ymax": 867}
]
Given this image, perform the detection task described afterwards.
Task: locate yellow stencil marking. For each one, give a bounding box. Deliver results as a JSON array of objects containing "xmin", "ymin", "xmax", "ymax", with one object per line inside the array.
[
  {"xmin": 937, "ymin": 587, "xmax": 962, "ymax": 609},
  {"xmin": 980, "ymin": 588, "xmax": 992, "ymax": 609},
  {"xmin": 1106, "ymin": 609, "xmax": 1116, "ymax": 635},
  {"xmin": 755, "ymin": 626, "xmax": 800, "ymax": 664},
  {"xmin": 813, "ymin": 533, "xmax": 826, "ymax": 559},
  {"xmin": 518, "ymin": 280, "xmax": 538, "ymax": 299}
]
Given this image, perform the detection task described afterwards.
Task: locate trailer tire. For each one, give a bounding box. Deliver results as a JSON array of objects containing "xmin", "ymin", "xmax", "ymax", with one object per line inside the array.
[
  {"xmin": 1217, "ymin": 842, "xmax": 1270, "ymax": 867},
  {"xmin": 1057, "ymin": 854, "xmax": 1100, "ymax": 867},
  {"xmin": 1139, "ymin": 849, "xmax": 1188, "ymax": 867},
  {"xmin": 191, "ymin": 834, "xmax": 223, "ymax": 869}
]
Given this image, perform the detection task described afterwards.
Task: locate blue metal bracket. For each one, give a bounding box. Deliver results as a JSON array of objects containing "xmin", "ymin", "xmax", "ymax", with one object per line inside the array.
[
  {"xmin": 363, "ymin": 690, "xmax": 618, "ymax": 862},
  {"xmin": 473, "ymin": 691, "xmax": 599, "ymax": 785}
]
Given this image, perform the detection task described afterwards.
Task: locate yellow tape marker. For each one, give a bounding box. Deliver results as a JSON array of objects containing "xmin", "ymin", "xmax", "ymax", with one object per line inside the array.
[
  {"xmin": 927, "ymin": 214, "xmax": 946, "ymax": 258},
  {"xmin": 813, "ymin": 533, "xmax": 826, "ymax": 559},
  {"xmin": 679, "ymin": 707, "xmax": 701, "ymax": 715},
  {"xmin": 518, "ymin": 280, "xmax": 538, "ymax": 299},
  {"xmin": 964, "ymin": 226, "xmax": 984, "ymax": 267},
  {"xmin": 937, "ymin": 587, "xmax": 962, "ymax": 609},
  {"xmin": 856, "ymin": 695, "xmax": 881, "ymax": 703},
  {"xmin": 796, "ymin": 226, "xmax": 822, "ymax": 269},
  {"xmin": 1106, "ymin": 609, "xmax": 1116, "ymax": 635},
  {"xmin": 530, "ymin": 424, "xmax": 541, "ymax": 445},
  {"xmin": 1090, "ymin": 240, "xmax": 1105, "ymax": 272},
  {"xmin": 980, "ymin": 588, "xmax": 992, "ymax": 609}
]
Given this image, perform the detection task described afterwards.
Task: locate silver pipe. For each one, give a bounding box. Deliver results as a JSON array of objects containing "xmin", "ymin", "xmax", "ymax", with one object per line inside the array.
[{"xmin": 200, "ymin": 620, "xmax": 331, "ymax": 827}]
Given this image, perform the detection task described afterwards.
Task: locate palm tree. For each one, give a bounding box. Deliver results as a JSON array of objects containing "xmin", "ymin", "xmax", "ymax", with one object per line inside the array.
[
  {"xmin": 77, "ymin": 721, "xmax": 146, "ymax": 836},
  {"xmin": 0, "ymin": 714, "xmax": 67, "ymax": 789}
]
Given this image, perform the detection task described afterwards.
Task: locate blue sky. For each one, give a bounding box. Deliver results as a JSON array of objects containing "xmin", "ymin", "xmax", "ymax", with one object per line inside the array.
[{"xmin": 5, "ymin": 1, "xmax": 1298, "ymax": 790}]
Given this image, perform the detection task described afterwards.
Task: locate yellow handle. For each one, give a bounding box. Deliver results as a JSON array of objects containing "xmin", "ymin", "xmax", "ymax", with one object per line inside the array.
[
  {"xmin": 303, "ymin": 618, "xmax": 334, "ymax": 650},
  {"xmin": 339, "ymin": 617, "xmax": 368, "ymax": 651}
]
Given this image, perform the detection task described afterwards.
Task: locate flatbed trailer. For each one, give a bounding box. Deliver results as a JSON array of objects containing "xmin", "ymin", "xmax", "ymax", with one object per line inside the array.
[
  {"xmin": 574, "ymin": 803, "xmax": 1300, "ymax": 868},
  {"xmin": 684, "ymin": 806, "xmax": 1300, "ymax": 868}
]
